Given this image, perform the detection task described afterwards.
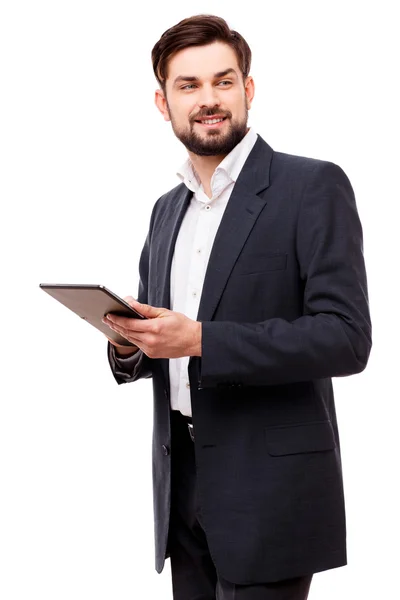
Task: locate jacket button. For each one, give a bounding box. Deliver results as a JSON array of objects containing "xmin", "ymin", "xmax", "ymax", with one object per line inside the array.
[
  {"xmin": 162, "ymin": 445, "xmax": 170, "ymax": 456},
  {"xmin": 164, "ymin": 389, "xmax": 168, "ymax": 398}
]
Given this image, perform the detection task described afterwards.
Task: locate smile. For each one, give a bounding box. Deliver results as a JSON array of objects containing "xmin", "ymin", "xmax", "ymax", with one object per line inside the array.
[{"xmin": 195, "ymin": 117, "xmax": 227, "ymax": 128}]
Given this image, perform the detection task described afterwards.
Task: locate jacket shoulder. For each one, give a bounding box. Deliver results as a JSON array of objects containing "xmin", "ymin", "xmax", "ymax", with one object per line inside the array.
[
  {"xmin": 272, "ymin": 149, "xmax": 350, "ymax": 183},
  {"xmin": 158, "ymin": 181, "xmax": 188, "ymax": 205},
  {"xmin": 150, "ymin": 181, "xmax": 188, "ymax": 218}
]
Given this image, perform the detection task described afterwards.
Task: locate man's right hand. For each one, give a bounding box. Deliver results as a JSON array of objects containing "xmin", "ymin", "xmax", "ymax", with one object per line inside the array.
[{"xmin": 105, "ymin": 295, "xmax": 140, "ymax": 357}]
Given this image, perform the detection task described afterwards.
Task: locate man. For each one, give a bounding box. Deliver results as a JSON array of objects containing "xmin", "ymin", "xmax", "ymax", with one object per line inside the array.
[{"xmin": 102, "ymin": 14, "xmax": 372, "ymax": 600}]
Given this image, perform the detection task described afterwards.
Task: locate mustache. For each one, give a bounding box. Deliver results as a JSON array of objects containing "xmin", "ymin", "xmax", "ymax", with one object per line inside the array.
[{"xmin": 192, "ymin": 110, "xmax": 232, "ymax": 121}]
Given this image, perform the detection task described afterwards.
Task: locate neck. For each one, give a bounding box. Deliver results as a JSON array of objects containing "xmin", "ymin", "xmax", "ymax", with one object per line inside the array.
[{"xmin": 188, "ymin": 153, "xmax": 226, "ymax": 199}]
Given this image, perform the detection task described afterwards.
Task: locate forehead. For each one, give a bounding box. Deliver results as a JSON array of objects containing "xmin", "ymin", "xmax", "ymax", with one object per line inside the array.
[{"xmin": 166, "ymin": 42, "xmax": 241, "ymax": 82}]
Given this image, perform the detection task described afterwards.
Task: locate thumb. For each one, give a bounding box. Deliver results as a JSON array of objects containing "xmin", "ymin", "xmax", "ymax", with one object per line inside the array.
[{"xmin": 129, "ymin": 298, "xmax": 165, "ymax": 319}]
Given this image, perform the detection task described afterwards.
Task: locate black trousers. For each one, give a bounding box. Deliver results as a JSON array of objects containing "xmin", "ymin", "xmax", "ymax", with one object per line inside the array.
[{"xmin": 167, "ymin": 410, "xmax": 313, "ymax": 600}]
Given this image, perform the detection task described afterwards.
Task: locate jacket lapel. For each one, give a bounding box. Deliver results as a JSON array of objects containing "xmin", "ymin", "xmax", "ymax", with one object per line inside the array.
[
  {"xmin": 151, "ymin": 185, "xmax": 192, "ymax": 385},
  {"xmin": 152, "ymin": 185, "xmax": 192, "ymax": 309},
  {"xmin": 196, "ymin": 135, "xmax": 273, "ymax": 322},
  {"xmin": 153, "ymin": 135, "xmax": 273, "ymax": 384}
]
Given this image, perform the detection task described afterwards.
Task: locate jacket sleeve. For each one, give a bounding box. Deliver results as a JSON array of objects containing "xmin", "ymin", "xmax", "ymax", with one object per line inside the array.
[
  {"xmin": 107, "ymin": 342, "xmax": 152, "ymax": 385},
  {"xmin": 199, "ymin": 162, "xmax": 372, "ymax": 388},
  {"xmin": 107, "ymin": 201, "xmax": 159, "ymax": 385}
]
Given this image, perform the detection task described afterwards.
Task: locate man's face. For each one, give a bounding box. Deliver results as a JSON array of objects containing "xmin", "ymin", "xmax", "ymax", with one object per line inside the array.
[{"xmin": 155, "ymin": 42, "xmax": 255, "ymax": 156}]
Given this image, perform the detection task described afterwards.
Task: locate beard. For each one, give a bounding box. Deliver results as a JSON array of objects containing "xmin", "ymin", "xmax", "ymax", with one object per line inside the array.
[{"xmin": 167, "ymin": 103, "xmax": 249, "ymax": 156}]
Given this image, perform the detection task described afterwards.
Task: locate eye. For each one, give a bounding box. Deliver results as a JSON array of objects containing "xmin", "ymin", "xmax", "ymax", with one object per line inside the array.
[
  {"xmin": 181, "ymin": 84, "xmax": 197, "ymax": 90},
  {"xmin": 218, "ymin": 80, "xmax": 232, "ymax": 86}
]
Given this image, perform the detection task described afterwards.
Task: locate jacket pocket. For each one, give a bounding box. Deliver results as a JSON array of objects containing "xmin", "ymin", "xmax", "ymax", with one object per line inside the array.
[{"xmin": 265, "ymin": 421, "xmax": 336, "ymax": 456}]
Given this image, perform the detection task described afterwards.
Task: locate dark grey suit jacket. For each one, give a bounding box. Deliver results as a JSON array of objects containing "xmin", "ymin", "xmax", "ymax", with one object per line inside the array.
[{"xmin": 108, "ymin": 134, "xmax": 372, "ymax": 584}]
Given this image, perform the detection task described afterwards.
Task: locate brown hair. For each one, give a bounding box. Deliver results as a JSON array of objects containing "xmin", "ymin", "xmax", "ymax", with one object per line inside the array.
[{"xmin": 151, "ymin": 14, "xmax": 252, "ymax": 92}]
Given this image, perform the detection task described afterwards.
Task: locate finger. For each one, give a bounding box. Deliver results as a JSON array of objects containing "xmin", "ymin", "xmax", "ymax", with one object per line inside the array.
[
  {"xmin": 103, "ymin": 314, "xmax": 156, "ymax": 333},
  {"xmin": 104, "ymin": 320, "xmax": 147, "ymax": 346},
  {"xmin": 107, "ymin": 317, "xmax": 149, "ymax": 349},
  {"xmin": 106, "ymin": 326, "xmax": 143, "ymax": 350},
  {"xmin": 129, "ymin": 299, "xmax": 166, "ymax": 319}
]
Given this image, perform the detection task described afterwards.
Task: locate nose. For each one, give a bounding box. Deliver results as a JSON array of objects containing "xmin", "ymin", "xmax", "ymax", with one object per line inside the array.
[{"xmin": 197, "ymin": 83, "xmax": 221, "ymax": 109}]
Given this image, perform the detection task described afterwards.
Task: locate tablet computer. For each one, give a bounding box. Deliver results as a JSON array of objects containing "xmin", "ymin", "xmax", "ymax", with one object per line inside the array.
[{"xmin": 39, "ymin": 283, "xmax": 146, "ymax": 346}]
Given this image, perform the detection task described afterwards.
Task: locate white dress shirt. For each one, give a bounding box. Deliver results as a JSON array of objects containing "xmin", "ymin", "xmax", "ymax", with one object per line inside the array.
[{"xmin": 169, "ymin": 127, "xmax": 258, "ymax": 417}]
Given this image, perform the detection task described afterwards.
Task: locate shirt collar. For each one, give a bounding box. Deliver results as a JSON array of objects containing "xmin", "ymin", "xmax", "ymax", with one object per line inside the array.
[{"xmin": 176, "ymin": 127, "xmax": 258, "ymax": 197}]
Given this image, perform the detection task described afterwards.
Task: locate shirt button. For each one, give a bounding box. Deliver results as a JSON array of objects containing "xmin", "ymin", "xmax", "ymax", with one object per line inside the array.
[
  {"xmin": 205, "ymin": 205, "xmax": 211, "ymax": 211},
  {"xmin": 186, "ymin": 382, "xmax": 190, "ymax": 389},
  {"xmin": 192, "ymin": 291, "xmax": 197, "ymax": 298},
  {"xmin": 196, "ymin": 248, "xmax": 202, "ymax": 254},
  {"xmin": 162, "ymin": 445, "xmax": 170, "ymax": 456}
]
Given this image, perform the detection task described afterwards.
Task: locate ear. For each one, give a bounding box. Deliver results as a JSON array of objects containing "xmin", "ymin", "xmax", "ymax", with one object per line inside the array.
[
  {"xmin": 244, "ymin": 76, "xmax": 255, "ymax": 110},
  {"xmin": 155, "ymin": 89, "xmax": 171, "ymax": 122}
]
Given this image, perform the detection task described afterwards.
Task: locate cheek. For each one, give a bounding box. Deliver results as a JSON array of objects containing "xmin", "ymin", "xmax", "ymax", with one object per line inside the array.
[
  {"xmin": 231, "ymin": 96, "xmax": 248, "ymax": 119},
  {"xmin": 219, "ymin": 90, "xmax": 245, "ymax": 114},
  {"xmin": 233, "ymin": 90, "xmax": 247, "ymax": 108},
  {"xmin": 169, "ymin": 99, "xmax": 195, "ymax": 123}
]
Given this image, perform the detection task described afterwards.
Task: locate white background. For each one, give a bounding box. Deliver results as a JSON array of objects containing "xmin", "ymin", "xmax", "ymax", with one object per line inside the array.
[{"xmin": 0, "ymin": 1, "xmax": 398, "ymax": 598}]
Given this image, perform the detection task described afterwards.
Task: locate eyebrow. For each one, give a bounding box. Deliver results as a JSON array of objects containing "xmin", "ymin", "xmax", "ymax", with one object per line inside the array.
[{"xmin": 173, "ymin": 68, "xmax": 237, "ymax": 87}]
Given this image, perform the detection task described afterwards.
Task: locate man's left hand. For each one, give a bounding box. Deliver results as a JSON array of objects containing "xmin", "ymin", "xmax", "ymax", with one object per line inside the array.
[{"xmin": 102, "ymin": 299, "xmax": 202, "ymax": 359}]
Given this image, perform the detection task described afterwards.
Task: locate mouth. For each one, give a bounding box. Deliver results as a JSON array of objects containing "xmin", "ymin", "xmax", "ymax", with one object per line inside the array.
[{"xmin": 194, "ymin": 116, "xmax": 228, "ymax": 129}]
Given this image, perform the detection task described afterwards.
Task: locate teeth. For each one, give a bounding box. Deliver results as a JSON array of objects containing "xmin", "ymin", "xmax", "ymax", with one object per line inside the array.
[{"xmin": 201, "ymin": 118, "xmax": 224, "ymax": 125}]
